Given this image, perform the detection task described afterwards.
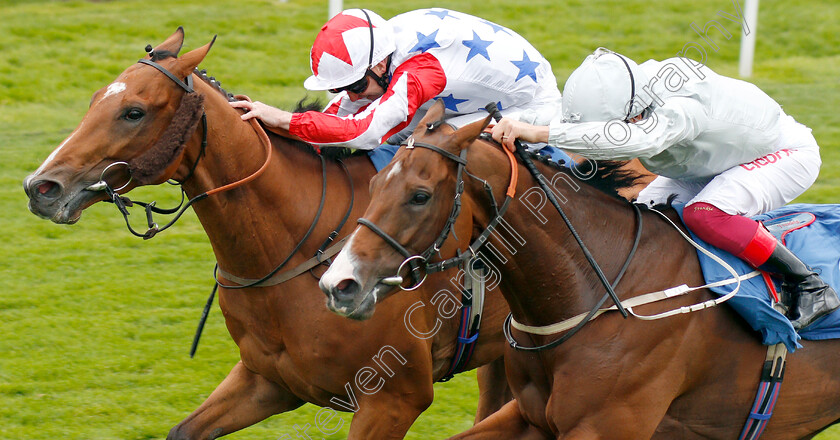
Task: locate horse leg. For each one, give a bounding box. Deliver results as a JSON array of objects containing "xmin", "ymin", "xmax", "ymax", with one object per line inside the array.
[
  {"xmin": 167, "ymin": 361, "xmax": 303, "ymax": 440},
  {"xmin": 474, "ymin": 357, "xmax": 513, "ymax": 423},
  {"xmin": 345, "ymin": 388, "xmax": 434, "ymax": 440},
  {"xmin": 449, "ymin": 400, "xmax": 552, "ymax": 440}
]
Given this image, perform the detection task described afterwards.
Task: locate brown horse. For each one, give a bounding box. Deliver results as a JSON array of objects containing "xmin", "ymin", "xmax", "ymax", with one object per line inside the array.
[
  {"xmin": 319, "ymin": 100, "xmax": 840, "ymax": 439},
  {"xmin": 22, "ymin": 29, "xmax": 513, "ymax": 439}
]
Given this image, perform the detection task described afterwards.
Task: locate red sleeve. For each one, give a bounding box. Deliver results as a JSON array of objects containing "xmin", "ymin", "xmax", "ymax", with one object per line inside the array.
[
  {"xmin": 289, "ymin": 53, "xmax": 447, "ymax": 147},
  {"xmin": 323, "ymin": 98, "xmax": 342, "ymax": 115}
]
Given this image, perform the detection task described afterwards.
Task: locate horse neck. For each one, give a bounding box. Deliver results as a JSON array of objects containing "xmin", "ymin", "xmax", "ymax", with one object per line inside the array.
[
  {"xmin": 467, "ymin": 146, "xmax": 685, "ymax": 327},
  {"xmin": 177, "ymin": 83, "xmax": 372, "ymax": 277}
]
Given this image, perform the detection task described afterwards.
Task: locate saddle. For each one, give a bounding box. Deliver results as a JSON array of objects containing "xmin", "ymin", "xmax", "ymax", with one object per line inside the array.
[{"xmin": 678, "ymin": 203, "xmax": 840, "ymax": 352}]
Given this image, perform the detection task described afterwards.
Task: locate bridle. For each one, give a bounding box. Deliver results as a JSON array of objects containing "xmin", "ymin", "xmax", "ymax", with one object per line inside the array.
[
  {"xmin": 356, "ymin": 123, "xmax": 519, "ymax": 291},
  {"xmin": 84, "ymin": 49, "xmax": 273, "ymax": 239},
  {"xmin": 83, "ymin": 47, "xmax": 358, "ymax": 356},
  {"xmin": 356, "ymin": 104, "xmax": 642, "ymax": 351}
]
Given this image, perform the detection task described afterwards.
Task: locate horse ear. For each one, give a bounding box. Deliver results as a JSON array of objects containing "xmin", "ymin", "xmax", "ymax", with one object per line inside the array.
[
  {"xmin": 452, "ymin": 113, "xmax": 493, "ymax": 149},
  {"xmin": 153, "ymin": 27, "xmax": 186, "ymax": 58},
  {"xmin": 173, "ymin": 35, "xmax": 217, "ymax": 79},
  {"xmin": 414, "ymin": 99, "xmax": 446, "ymax": 135}
]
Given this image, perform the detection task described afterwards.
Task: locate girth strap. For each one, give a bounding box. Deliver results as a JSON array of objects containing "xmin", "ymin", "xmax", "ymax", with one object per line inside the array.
[{"xmin": 738, "ymin": 342, "xmax": 787, "ymax": 440}]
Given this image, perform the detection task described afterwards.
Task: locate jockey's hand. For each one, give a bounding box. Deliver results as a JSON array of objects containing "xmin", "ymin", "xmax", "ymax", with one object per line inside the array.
[
  {"xmin": 490, "ymin": 118, "xmax": 549, "ymax": 152},
  {"xmin": 229, "ymin": 100, "xmax": 292, "ymax": 130}
]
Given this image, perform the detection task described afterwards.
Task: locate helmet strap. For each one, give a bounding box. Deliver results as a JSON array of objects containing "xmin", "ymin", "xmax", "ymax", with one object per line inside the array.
[
  {"xmin": 359, "ymin": 8, "xmax": 392, "ymax": 91},
  {"xmin": 367, "ymin": 55, "xmax": 392, "ymax": 90},
  {"xmin": 612, "ymin": 53, "xmax": 636, "ymax": 122}
]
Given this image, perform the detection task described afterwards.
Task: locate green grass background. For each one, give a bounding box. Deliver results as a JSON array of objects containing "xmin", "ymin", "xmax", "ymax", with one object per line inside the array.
[{"xmin": 2, "ymin": 0, "xmax": 838, "ymax": 438}]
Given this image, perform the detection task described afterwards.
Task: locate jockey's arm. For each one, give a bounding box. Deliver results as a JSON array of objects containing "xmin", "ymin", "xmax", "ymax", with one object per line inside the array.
[
  {"xmin": 547, "ymin": 98, "xmax": 700, "ymax": 160},
  {"xmin": 287, "ymin": 54, "xmax": 447, "ymax": 150}
]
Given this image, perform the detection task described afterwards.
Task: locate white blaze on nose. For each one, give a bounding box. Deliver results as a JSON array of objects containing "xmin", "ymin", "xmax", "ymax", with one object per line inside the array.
[
  {"xmin": 34, "ymin": 121, "xmax": 85, "ymax": 175},
  {"xmin": 321, "ymin": 233, "xmax": 362, "ymax": 289},
  {"xmin": 101, "ymin": 82, "xmax": 126, "ymax": 101}
]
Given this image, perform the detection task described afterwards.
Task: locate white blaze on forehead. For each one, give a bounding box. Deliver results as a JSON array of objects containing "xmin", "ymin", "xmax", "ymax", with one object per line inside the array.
[
  {"xmin": 101, "ymin": 82, "xmax": 126, "ymax": 101},
  {"xmin": 385, "ymin": 161, "xmax": 402, "ymax": 182}
]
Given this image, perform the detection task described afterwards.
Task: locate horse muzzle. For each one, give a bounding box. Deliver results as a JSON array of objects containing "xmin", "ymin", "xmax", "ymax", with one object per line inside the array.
[
  {"xmin": 24, "ymin": 173, "xmax": 99, "ymax": 224},
  {"xmin": 319, "ymin": 277, "xmax": 376, "ymax": 320}
]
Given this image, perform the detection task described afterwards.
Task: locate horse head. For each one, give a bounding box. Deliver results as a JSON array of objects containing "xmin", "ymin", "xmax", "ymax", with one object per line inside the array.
[
  {"xmin": 24, "ymin": 27, "xmax": 214, "ymax": 224},
  {"xmin": 320, "ymin": 100, "xmax": 493, "ymax": 319}
]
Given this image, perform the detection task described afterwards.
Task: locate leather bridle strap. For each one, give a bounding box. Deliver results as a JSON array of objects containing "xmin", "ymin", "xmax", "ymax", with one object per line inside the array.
[
  {"xmin": 138, "ymin": 58, "xmax": 194, "ymax": 93},
  {"xmin": 355, "ymin": 137, "xmax": 469, "ymax": 288},
  {"xmin": 485, "ymin": 102, "xmax": 629, "ymax": 318},
  {"xmin": 357, "ymin": 217, "xmax": 415, "ymax": 259},
  {"xmin": 503, "ymin": 203, "xmax": 643, "ymax": 351}
]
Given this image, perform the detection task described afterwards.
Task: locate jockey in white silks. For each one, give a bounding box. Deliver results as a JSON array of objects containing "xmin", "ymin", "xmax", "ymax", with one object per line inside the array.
[{"xmin": 491, "ymin": 47, "xmax": 839, "ymax": 331}]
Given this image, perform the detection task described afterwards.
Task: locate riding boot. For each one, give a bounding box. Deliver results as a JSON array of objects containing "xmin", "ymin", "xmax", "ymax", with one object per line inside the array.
[{"xmin": 760, "ymin": 243, "xmax": 840, "ymax": 330}]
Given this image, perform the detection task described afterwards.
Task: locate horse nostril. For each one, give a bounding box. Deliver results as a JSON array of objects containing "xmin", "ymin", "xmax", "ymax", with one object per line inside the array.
[
  {"xmin": 334, "ymin": 279, "xmax": 360, "ymax": 302},
  {"xmin": 33, "ymin": 180, "xmax": 61, "ymax": 199},
  {"xmin": 38, "ymin": 181, "xmax": 55, "ymax": 195}
]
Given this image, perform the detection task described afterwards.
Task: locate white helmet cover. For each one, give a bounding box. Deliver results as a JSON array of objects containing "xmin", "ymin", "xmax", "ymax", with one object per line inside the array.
[
  {"xmin": 562, "ymin": 48, "xmax": 651, "ymax": 123},
  {"xmin": 303, "ymin": 9, "xmax": 396, "ymax": 91}
]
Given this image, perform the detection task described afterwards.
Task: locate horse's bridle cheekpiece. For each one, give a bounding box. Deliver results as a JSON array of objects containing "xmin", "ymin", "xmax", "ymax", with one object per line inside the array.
[{"xmin": 356, "ymin": 135, "xmax": 470, "ymax": 291}]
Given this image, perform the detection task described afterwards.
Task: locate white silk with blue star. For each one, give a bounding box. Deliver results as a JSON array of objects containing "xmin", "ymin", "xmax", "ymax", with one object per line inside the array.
[{"xmin": 389, "ymin": 8, "xmax": 559, "ymax": 117}]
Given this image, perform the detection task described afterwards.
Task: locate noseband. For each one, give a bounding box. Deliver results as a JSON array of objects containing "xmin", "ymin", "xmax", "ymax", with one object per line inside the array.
[
  {"xmin": 357, "ymin": 131, "xmax": 519, "ymax": 291},
  {"xmin": 357, "ymin": 135, "xmax": 469, "ymax": 290},
  {"xmin": 85, "ymin": 49, "xmax": 272, "ymax": 239}
]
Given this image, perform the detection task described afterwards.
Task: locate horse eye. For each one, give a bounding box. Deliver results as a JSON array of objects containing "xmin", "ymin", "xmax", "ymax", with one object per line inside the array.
[
  {"xmin": 409, "ymin": 191, "xmax": 431, "ymax": 205},
  {"xmin": 124, "ymin": 108, "xmax": 145, "ymax": 121}
]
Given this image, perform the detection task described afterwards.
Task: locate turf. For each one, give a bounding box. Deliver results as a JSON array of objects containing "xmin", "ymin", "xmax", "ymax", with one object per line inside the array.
[{"xmin": 2, "ymin": 0, "xmax": 839, "ymax": 438}]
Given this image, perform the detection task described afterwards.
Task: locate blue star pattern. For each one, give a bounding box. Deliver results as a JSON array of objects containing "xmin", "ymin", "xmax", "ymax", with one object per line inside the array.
[
  {"xmin": 410, "ymin": 30, "xmax": 441, "ymax": 53},
  {"xmin": 511, "ymin": 51, "xmax": 540, "ymax": 82},
  {"xmin": 440, "ymin": 94, "xmax": 469, "ymax": 112},
  {"xmin": 426, "ymin": 9, "xmax": 455, "ymax": 20},
  {"xmin": 480, "ymin": 19, "xmax": 510, "ymax": 34},
  {"xmin": 462, "ymin": 31, "xmax": 493, "ymax": 62}
]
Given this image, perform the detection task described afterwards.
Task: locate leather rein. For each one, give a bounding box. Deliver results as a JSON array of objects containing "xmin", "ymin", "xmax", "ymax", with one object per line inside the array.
[
  {"xmin": 87, "ymin": 55, "xmax": 354, "ymax": 287},
  {"xmin": 357, "ymin": 109, "xmax": 643, "ymax": 352},
  {"xmin": 357, "ymin": 128, "xmax": 519, "ymax": 292}
]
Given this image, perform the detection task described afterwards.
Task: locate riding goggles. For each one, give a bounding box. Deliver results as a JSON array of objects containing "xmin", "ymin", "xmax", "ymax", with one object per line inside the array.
[{"xmin": 329, "ymin": 71, "xmax": 370, "ymax": 95}]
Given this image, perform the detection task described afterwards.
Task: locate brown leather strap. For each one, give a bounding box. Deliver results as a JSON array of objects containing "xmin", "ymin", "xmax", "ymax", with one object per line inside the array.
[{"xmin": 217, "ymin": 236, "xmax": 349, "ymax": 287}]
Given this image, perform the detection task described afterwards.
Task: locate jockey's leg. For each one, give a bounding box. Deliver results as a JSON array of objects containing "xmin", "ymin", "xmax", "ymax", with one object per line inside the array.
[
  {"xmin": 682, "ymin": 128, "xmax": 838, "ymax": 330},
  {"xmin": 684, "ymin": 202, "xmax": 839, "ymax": 329}
]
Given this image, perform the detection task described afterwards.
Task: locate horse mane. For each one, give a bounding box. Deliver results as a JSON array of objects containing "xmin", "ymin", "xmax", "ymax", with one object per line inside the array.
[
  {"xmin": 194, "ymin": 68, "xmax": 236, "ymax": 102},
  {"xmin": 538, "ymin": 156, "xmax": 645, "ymax": 200},
  {"xmin": 190, "ymin": 66, "xmax": 364, "ymax": 163},
  {"xmin": 149, "ymin": 49, "xmax": 178, "ymax": 62},
  {"xmin": 476, "ymin": 136, "xmax": 643, "ymax": 200},
  {"xmin": 277, "ymin": 97, "xmax": 366, "ymax": 162}
]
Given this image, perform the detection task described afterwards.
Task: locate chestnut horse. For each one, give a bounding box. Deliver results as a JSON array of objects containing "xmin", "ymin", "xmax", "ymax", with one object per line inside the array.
[
  {"xmin": 23, "ymin": 29, "xmax": 513, "ymax": 439},
  {"xmin": 320, "ymin": 100, "xmax": 840, "ymax": 439}
]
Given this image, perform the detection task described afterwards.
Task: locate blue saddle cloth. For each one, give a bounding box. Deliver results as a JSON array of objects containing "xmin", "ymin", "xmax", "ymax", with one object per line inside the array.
[
  {"xmin": 675, "ymin": 203, "xmax": 840, "ymax": 352},
  {"xmin": 369, "ymin": 144, "xmax": 573, "ymax": 172}
]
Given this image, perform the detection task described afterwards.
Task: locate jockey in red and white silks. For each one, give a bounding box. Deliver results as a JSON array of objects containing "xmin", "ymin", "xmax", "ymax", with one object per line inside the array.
[
  {"xmin": 231, "ymin": 8, "xmax": 561, "ymax": 150},
  {"xmin": 490, "ymin": 47, "xmax": 839, "ymax": 331}
]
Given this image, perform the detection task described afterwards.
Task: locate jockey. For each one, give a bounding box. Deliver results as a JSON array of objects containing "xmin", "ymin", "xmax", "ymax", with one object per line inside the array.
[
  {"xmin": 230, "ymin": 8, "xmax": 562, "ymax": 169},
  {"xmin": 491, "ymin": 47, "xmax": 840, "ymax": 330}
]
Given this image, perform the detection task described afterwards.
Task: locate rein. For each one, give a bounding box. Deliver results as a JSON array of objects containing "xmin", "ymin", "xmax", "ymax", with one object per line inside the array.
[
  {"xmin": 88, "ymin": 57, "xmax": 273, "ymax": 239},
  {"xmin": 485, "ymin": 103, "xmax": 629, "ymax": 319},
  {"xmin": 503, "ymin": 204, "xmax": 642, "ymax": 351},
  {"xmin": 356, "ymin": 131, "xmax": 519, "ymax": 291}
]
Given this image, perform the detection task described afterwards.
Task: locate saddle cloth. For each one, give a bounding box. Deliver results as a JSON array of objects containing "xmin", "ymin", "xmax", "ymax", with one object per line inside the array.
[{"xmin": 676, "ymin": 203, "xmax": 840, "ymax": 352}]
